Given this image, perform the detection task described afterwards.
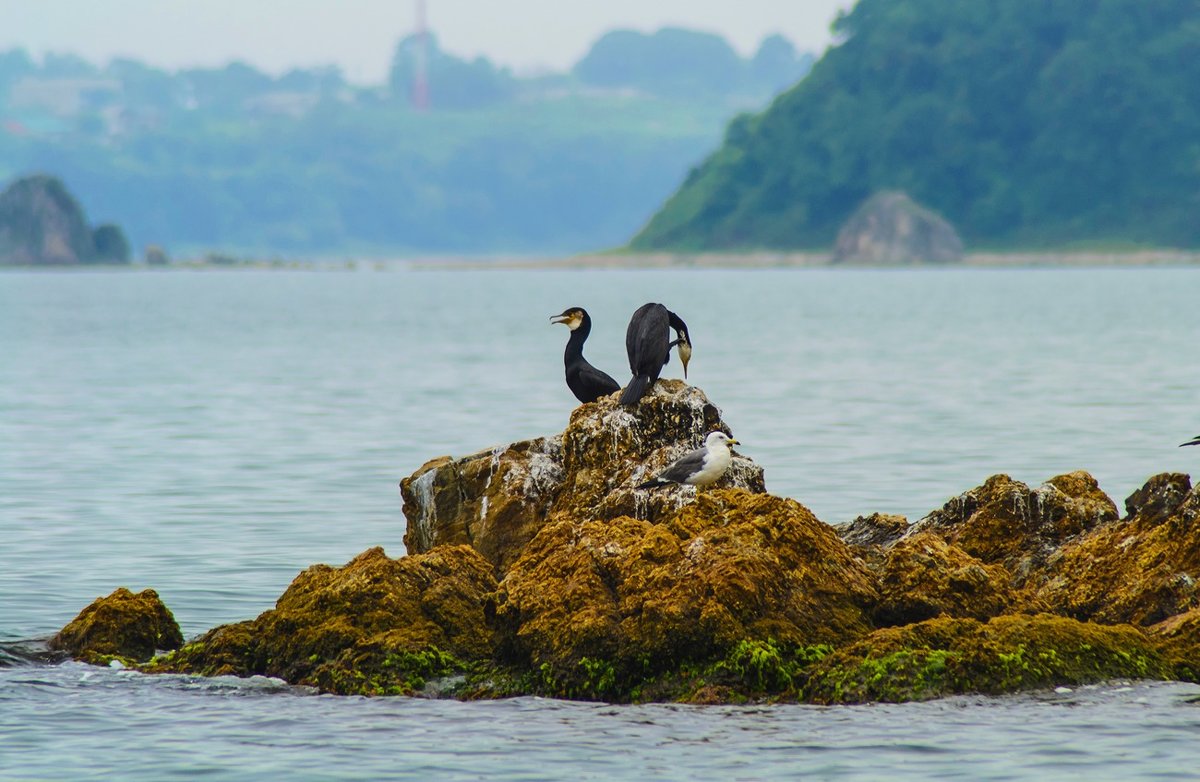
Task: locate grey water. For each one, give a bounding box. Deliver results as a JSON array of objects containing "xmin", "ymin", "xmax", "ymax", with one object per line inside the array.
[{"xmin": 2, "ymin": 266, "xmax": 1199, "ymax": 780}]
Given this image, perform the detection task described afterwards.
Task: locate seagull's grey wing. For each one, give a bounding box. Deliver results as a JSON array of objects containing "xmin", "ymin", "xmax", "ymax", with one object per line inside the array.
[{"xmin": 656, "ymin": 446, "xmax": 708, "ymax": 483}]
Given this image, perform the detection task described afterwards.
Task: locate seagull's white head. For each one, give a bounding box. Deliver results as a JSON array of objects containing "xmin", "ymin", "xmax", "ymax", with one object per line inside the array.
[{"xmin": 705, "ymin": 431, "xmax": 739, "ymax": 449}]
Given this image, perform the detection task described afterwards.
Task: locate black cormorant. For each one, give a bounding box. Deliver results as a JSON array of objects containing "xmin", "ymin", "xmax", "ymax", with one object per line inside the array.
[
  {"xmin": 550, "ymin": 307, "xmax": 620, "ymax": 404},
  {"xmin": 636, "ymin": 431, "xmax": 739, "ymax": 489},
  {"xmin": 1182, "ymin": 435, "xmax": 1200, "ymax": 447},
  {"xmin": 619, "ymin": 302, "xmax": 692, "ymax": 406}
]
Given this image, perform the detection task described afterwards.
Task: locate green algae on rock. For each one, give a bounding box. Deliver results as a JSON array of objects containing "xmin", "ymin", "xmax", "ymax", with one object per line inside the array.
[
  {"xmin": 801, "ymin": 614, "xmax": 1169, "ymax": 704},
  {"xmin": 149, "ymin": 545, "xmax": 496, "ymax": 695},
  {"xmin": 489, "ymin": 489, "xmax": 877, "ymax": 698},
  {"xmin": 49, "ymin": 587, "xmax": 183, "ymax": 665}
]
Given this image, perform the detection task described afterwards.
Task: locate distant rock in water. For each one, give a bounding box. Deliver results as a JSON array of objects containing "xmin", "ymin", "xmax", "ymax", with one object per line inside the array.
[
  {"xmin": 833, "ymin": 191, "xmax": 963, "ymax": 264},
  {"xmin": 92, "ymin": 223, "xmax": 131, "ymax": 264},
  {"xmin": 144, "ymin": 244, "xmax": 170, "ymax": 265},
  {"xmin": 0, "ymin": 174, "xmax": 130, "ymax": 265}
]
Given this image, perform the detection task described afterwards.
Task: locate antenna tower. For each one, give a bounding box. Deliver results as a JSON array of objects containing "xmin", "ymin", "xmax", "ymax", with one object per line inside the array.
[{"xmin": 412, "ymin": 0, "xmax": 430, "ymax": 111}]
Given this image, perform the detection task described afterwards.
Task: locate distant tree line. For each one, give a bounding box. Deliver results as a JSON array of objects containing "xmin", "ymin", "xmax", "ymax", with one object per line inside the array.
[
  {"xmin": 0, "ymin": 28, "xmax": 811, "ymax": 255},
  {"xmin": 632, "ymin": 0, "xmax": 1200, "ymax": 251}
]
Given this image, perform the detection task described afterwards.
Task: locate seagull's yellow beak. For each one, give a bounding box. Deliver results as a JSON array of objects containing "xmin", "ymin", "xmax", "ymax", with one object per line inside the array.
[{"xmin": 728, "ymin": 437, "xmax": 740, "ymax": 446}]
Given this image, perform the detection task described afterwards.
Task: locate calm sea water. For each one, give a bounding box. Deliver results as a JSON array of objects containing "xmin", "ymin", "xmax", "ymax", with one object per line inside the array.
[{"xmin": 2, "ymin": 266, "xmax": 1199, "ymax": 780}]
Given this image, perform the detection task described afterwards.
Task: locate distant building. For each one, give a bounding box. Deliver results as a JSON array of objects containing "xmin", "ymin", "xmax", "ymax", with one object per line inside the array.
[{"xmin": 8, "ymin": 76, "xmax": 121, "ymax": 116}]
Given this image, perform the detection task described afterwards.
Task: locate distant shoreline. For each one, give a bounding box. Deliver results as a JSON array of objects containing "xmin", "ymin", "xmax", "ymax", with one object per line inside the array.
[
  {"xmin": 411, "ymin": 249, "xmax": 1200, "ymax": 270},
  {"xmin": 6, "ymin": 249, "xmax": 1200, "ymax": 272}
]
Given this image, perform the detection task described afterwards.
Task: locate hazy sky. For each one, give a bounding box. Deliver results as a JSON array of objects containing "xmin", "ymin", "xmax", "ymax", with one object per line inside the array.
[{"xmin": 1, "ymin": 0, "xmax": 853, "ymax": 82}]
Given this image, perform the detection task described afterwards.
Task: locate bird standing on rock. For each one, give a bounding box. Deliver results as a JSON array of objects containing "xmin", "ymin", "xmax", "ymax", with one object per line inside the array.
[
  {"xmin": 550, "ymin": 307, "xmax": 621, "ymax": 404},
  {"xmin": 636, "ymin": 431, "xmax": 740, "ymax": 490},
  {"xmin": 620, "ymin": 302, "xmax": 691, "ymax": 406}
]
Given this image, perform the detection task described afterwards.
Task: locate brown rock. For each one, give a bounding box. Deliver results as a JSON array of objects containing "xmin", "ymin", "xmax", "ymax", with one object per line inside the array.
[
  {"xmin": 401, "ymin": 380, "xmax": 765, "ymax": 574},
  {"xmin": 50, "ymin": 587, "xmax": 183, "ymax": 664},
  {"xmin": 1150, "ymin": 606, "xmax": 1200, "ymax": 682},
  {"xmin": 803, "ymin": 613, "xmax": 1168, "ymax": 704},
  {"xmin": 838, "ymin": 512, "xmax": 909, "ymax": 568},
  {"xmin": 873, "ymin": 531, "xmax": 1016, "ymax": 626},
  {"xmin": 909, "ymin": 471, "xmax": 1117, "ymax": 585},
  {"xmin": 1031, "ymin": 474, "xmax": 1200, "ymax": 625},
  {"xmin": 151, "ymin": 546, "xmax": 497, "ymax": 694},
  {"xmin": 490, "ymin": 488, "xmax": 877, "ymax": 689}
]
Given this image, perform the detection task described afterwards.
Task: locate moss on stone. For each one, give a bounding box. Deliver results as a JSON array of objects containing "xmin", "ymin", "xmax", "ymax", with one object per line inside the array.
[
  {"xmin": 490, "ymin": 489, "xmax": 876, "ymax": 699},
  {"xmin": 802, "ymin": 614, "xmax": 1169, "ymax": 704},
  {"xmin": 50, "ymin": 587, "xmax": 182, "ymax": 664}
]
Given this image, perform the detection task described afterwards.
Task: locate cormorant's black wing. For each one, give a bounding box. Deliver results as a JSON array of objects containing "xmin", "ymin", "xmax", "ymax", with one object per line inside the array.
[
  {"xmin": 577, "ymin": 362, "xmax": 620, "ymax": 399},
  {"xmin": 626, "ymin": 303, "xmax": 670, "ymax": 376}
]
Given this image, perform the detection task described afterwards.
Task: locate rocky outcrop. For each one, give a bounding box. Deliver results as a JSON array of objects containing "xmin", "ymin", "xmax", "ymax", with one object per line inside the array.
[
  {"xmin": 490, "ymin": 489, "xmax": 877, "ymax": 697},
  {"xmin": 1031, "ymin": 474, "xmax": 1200, "ymax": 625},
  {"xmin": 802, "ymin": 614, "xmax": 1168, "ymax": 704},
  {"xmin": 49, "ymin": 587, "xmax": 182, "ymax": 664},
  {"xmin": 0, "ymin": 174, "xmax": 130, "ymax": 265},
  {"xmin": 832, "ymin": 191, "xmax": 963, "ymax": 264},
  {"xmin": 149, "ymin": 546, "xmax": 496, "ymax": 695},
  {"xmin": 906, "ymin": 471, "xmax": 1117, "ymax": 585},
  {"xmin": 400, "ymin": 380, "xmax": 765, "ymax": 574},
  {"xmin": 46, "ymin": 383, "xmax": 1200, "ymax": 704},
  {"xmin": 871, "ymin": 531, "xmax": 1016, "ymax": 626}
]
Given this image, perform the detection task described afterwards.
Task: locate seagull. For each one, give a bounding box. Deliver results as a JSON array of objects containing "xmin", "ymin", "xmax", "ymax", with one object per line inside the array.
[
  {"xmin": 620, "ymin": 302, "xmax": 691, "ymax": 406},
  {"xmin": 636, "ymin": 431, "xmax": 739, "ymax": 490},
  {"xmin": 1182, "ymin": 435, "xmax": 1200, "ymax": 447}
]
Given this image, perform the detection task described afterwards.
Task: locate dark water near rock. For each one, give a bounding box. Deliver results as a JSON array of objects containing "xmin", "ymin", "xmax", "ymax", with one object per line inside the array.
[{"xmin": 2, "ymin": 266, "xmax": 1199, "ymax": 779}]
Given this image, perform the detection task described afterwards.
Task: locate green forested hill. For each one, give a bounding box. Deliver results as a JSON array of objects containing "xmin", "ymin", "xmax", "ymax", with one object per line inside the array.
[{"xmin": 631, "ymin": 0, "xmax": 1200, "ymax": 251}]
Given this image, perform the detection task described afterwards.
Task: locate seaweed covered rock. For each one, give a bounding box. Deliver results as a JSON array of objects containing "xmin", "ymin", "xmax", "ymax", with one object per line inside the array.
[
  {"xmin": 49, "ymin": 587, "xmax": 183, "ymax": 664},
  {"xmin": 490, "ymin": 489, "xmax": 877, "ymax": 697},
  {"xmin": 802, "ymin": 614, "xmax": 1168, "ymax": 704},
  {"xmin": 1151, "ymin": 606, "xmax": 1200, "ymax": 682},
  {"xmin": 151, "ymin": 546, "xmax": 496, "ymax": 694},
  {"xmin": 872, "ymin": 531, "xmax": 1016, "ymax": 626},
  {"xmin": 401, "ymin": 380, "xmax": 765, "ymax": 574},
  {"xmin": 908, "ymin": 471, "xmax": 1117, "ymax": 585},
  {"xmin": 1031, "ymin": 474, "xmax": 1200, "ymax": 625}
]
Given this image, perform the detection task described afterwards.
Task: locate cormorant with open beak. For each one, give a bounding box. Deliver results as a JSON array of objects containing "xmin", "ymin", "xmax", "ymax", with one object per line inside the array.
[
  {"xmin": 619, "ymin": 302, "xmax": 691, "ymax": 406},
  {"xmin": 1182, "ymin": 435, "xmax": 1200, "ymax": 447},
  {"xmin": 550, "ymin": 307, "xmax": 620, "ymax": 404}
]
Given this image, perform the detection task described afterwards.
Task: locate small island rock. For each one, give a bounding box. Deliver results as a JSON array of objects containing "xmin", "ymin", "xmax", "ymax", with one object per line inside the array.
[
  {"xmin": 832, "ymin": 191, "xmax": 964, "ymax": 264},
  {"xmin": 49, "ymin": 587, "xmax": 183, "ymax": 664}
]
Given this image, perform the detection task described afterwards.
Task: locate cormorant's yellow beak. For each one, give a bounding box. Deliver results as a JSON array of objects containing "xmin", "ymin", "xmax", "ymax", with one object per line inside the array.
[
  {"xmin": 678, "ymin": 339, "xmax": 692, "ymax": 378},
  {"xmin": 550, "ymin": 314, "xmax": 568, "ymax": 324}
]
